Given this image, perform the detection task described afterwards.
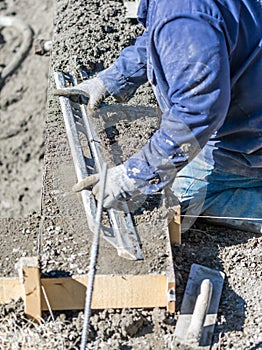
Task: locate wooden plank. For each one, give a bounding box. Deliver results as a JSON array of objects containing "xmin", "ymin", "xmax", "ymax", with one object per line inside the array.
[
  {"xmin": 0, "ymin": 277, "xmax": 23, "ymax": 304},
  {"xmin": 41, "ymin": 274, "xmax": 167, "ymax": 310},
  {"xmin": 18, "ymin": 257, "xmax": 42, "ymax": 323},
  {"xmin": 1, "ymin": 274, "xmax": 168, "ymax": 310},
  {"xmin": 168, "ymin": 205, "xmax": 181, "ymax": 244}
]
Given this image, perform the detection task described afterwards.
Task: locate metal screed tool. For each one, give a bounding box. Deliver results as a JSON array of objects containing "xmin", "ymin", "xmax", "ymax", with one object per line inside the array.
[{"xmin": 54, "ymin": 71, "xmax": 143, "ymax": 260}]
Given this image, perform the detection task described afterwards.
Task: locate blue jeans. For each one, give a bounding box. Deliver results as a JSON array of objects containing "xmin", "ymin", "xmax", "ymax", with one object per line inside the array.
[{"xmin": 171, "ymin": 152, "xmax": 262, "ymax": 233}]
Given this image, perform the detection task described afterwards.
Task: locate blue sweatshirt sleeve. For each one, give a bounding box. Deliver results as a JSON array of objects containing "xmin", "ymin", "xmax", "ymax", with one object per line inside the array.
[
  {"xmin": 98, "ymin": 31, "xmax": 148, "ymax": 102},
  {"xmin": 125, "ymin": 16, "xmax": 231, "ymax": 194}
]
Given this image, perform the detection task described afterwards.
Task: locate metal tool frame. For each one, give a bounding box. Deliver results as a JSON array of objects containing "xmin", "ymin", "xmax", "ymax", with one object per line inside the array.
[{"xmin": 54, "ymin": 71, "xmax": 142, "ymax": 260}]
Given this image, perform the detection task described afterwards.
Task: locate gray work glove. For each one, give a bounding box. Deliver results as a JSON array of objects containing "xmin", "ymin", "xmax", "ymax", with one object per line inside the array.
[
  {"xmin": 54, "ymin": 77, "xmax": 109, "ymax": 110},
  {"xmin": 73, "ymin": 164, "xmax": 139, "ymax": 209}
]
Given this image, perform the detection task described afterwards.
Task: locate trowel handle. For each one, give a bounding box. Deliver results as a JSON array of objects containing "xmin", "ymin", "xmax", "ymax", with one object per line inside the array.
[{"xmin": 186, "ymin": 279, "xmax": 213, "ymax": 343}]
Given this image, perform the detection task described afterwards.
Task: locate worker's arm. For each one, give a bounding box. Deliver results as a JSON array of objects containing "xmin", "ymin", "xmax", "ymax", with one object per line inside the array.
[
  {"xmin": 54, "ymin": 31, "xmax": 148, "ymax": 109},
  {"xmin": 98, "ymin": 31, "xmax": 148, "ymax": 102},
  {"xmin": 125, "ymin": 16, "xmax": 231, "ymax": 194}
]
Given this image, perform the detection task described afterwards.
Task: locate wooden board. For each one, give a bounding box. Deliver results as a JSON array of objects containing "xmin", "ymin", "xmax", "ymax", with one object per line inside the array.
[
  {"xmin": 1, "ymin": 273, "xmax": 171, "ymax": 311},
  {"xmin": 41, "ymin": 274, "xmax": 167, "ymax": 310},
  {"xmin": 0, "ymin": 277, "xmax": 23, "ymax": 303}
]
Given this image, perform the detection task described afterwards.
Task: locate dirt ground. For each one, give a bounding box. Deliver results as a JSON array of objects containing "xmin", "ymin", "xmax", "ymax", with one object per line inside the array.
[
  {"xmin": 0, "ymin": 0, "xmax": 261, "ymax": 349},
  {"xmin": 0, "ymin": 0, "xmax": 53, "ymax": 217}
]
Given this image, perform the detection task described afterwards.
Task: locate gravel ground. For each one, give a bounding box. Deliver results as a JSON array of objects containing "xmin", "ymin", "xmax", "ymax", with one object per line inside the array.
[{"xmin": 0, "ymin": 0, "xmax": 261, "ymax": 349}]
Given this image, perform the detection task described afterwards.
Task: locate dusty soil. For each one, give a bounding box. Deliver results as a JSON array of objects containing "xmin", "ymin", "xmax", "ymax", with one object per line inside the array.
[
  {"xmin": 0, "ymin": 0, "xmax": 53, "ymax": 217},
  {"xmin": 0, "ymin": 0, "xmax": 261, "ymax": 349}
]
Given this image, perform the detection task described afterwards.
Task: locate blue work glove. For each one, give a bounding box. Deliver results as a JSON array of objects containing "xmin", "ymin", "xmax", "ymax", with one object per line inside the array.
[
  {"xmin": 54, "ymin": 77, "xmax": 109, "ymax": 110},
  {"xmin": 72, "ymin": 164, "xmax": 139, "ymax": 209}
]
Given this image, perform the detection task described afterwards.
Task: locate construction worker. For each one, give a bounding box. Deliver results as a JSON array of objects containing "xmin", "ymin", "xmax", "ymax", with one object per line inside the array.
[{"xmin": 55, "ymin": 0, "xmax": 262, "ymax": 233}]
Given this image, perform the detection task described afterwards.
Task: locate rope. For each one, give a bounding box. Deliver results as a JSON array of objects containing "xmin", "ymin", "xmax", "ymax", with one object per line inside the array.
[{"xmin": 80, "ymin": 163, "xmax": 108, "ymax": 350}]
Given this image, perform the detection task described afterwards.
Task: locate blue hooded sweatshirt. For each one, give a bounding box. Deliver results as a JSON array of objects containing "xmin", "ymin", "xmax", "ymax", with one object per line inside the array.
[{"xmin": 98, "ymin": 0, "xmax": 262, "ymax": 194}]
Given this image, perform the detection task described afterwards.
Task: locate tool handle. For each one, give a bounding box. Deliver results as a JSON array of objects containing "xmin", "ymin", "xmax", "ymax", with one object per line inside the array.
[{"xmin": 186, "ymin": 278, "xmax": 213, "ymax": 343}]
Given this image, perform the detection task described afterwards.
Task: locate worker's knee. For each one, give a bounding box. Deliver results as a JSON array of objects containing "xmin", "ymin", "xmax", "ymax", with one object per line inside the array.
[{"xmin": 171, "ymin": 158, "xmax": 262, "ymax": 233}]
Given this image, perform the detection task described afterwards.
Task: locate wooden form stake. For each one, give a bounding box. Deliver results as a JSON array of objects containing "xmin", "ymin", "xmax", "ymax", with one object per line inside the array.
[
  {"xmin": 165, "ymin": 215, "xmax": 177, "ymax": 314},
  {"xmin": 166, "ymin": 268, "xmax": 176, "ymax": 314},
  {"xmin": 17, "ymin": 257, "xmax": 42, "ymax": 323},
  {"xmin": 168, "ymin": 205, "xmax": 181, "ymax": 244}
]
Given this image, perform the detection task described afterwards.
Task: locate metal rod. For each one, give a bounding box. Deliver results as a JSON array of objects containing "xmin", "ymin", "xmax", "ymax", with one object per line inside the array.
[
  {"xmin": 80, "ymin": 103, "xmax": 103, "ymax": 172},
  {"xmin": 181, "ymin": 214, "xmax": 262, "ymax": 221},
  {"xmin": 41, "ymin": 285, "xmax": 55, "ymax": 322},
  {"xmin": 80, "ymin": 163, "xmax": 108, "ymax": 350}
]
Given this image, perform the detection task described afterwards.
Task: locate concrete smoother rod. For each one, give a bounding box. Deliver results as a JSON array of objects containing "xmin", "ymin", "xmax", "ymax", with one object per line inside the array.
[{"xmin": 80, "ymin": 163, "xmax": 108, "ymax": 350}]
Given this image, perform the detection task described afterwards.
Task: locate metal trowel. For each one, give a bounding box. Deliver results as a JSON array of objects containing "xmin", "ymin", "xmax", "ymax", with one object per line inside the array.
[{"xmin": 174, "ymin": 264, "xmax": 225, "ymax": 349}]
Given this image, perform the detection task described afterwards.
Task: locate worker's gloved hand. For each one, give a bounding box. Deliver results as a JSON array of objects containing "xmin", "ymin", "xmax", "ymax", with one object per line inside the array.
[
  {"xmin": 54, "ymin": 77, "xmax": 109, "ymax": 110},
  {"xmin": 73, "ymin": 164, "xmax": 139, "ymax": 209}
]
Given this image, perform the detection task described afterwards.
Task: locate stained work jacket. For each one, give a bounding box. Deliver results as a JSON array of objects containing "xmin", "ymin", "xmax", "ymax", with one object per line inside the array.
[{"xmin": 99, "ymin": 0, "xmax": 262, "ymax": 194}]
